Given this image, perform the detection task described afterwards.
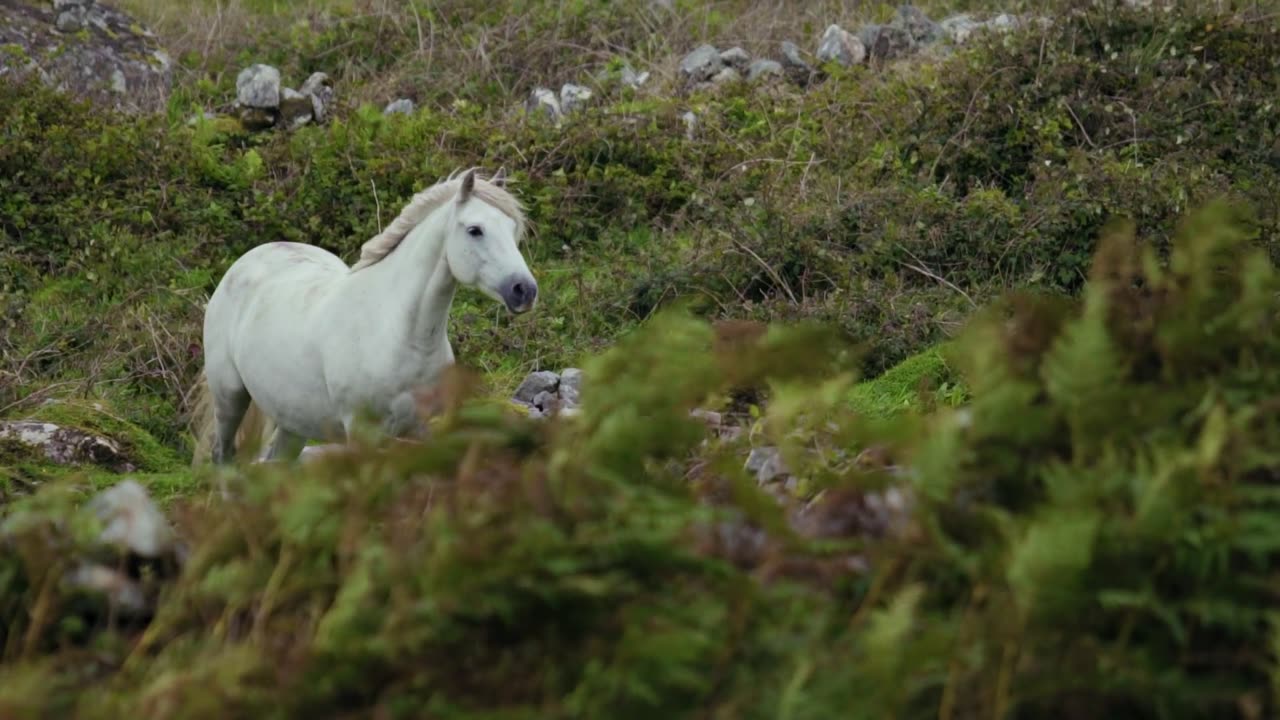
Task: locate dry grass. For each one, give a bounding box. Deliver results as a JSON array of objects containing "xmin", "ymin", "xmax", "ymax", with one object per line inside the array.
[{"xmin": 119, "ymin": 0, "xmax": 1013, "ymax": 107}]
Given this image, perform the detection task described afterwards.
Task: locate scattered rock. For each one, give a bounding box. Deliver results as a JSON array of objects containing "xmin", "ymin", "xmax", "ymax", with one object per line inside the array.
[
  {"xmin": 792, "ymin": 485, "xmax": 915, "ymax": 541},
  {"xmin": 279, "ymin": 87, "xmax": 314, "ymax": 130},
  {"xmin": 0, "ymin": 420, "xmax": 135, "ymax": 472},
  {"xmin": 299, "ymin": 71, "xmax": 334, "ymax": 122},
  {"xmin": 532, "ymin": 390, "xmax": 560, "ymax": 415},
  {"xmin": 690, "ymin": 408, "xmax": 722, "ymax": 427},
  {"xmin": 88, "ymin": 479, "xmax": 174, "ymax": 558},
  {"xmin": 0, "ymin": 0, "xmax": 174, "ymax": 114},
  {"xmin": 236, "ymin": 63, "xmax": 281, "ymax": 109},
  {"xmin": 816, "ymin": 24, "xmax": 866, "ymax": 67},
  {"xmin": 710, "ymin": 66, "xmax": 742, "ymax": 85},
  {"xmin": 238, "ymin": 106, "xmax": 277, "ymax": 131},
  {"xmin": 745, "ymin": 446, "xmax": 788, "ymax": 484},
  {"xmin": 383, "ymin": 97, "xmax": 415, "ymax": 115},
  {"xmin": 64, "ymin": 563, "xmax": 148, "ymax": 615},
  {"xmin": 620, "ymin": 64, "xmax": 650, "ymax": 88},
  {"xmin": 559, "ymin": 83, "xmax": 592, "ymax": 114},
  {"xmin": 526, "ymin": 86, "xmax": 562, "ymax": 121},
  {"xmin": 681, "ymin": 110, "xmax": 698, "ymax": 140},
  {"xmin": 939, "ymin": 14, "xmax": 985, "ymax": 44},
  {"xmin": 514, "ymin": 370, "xmax": 560, "ymax": 404},
  {"xmin": 779, "ymin": 41, "xmax": 817, "ymax": 84},
  {"xmin": 990, "ymin": 13, "xmax": 1020, "ymax": 30},
  {"xmin": 559, "ymin": 368, "xmax": 583, "ymax": 396},
  {"xmin": 54, "ymin": 2, "xmax": 87, "ymax": 32},
  {"xmin": 679, "ymin": 44, "xmax": 723, "ymax": 84},
  {"xmin": 893, "ymin": 4, "xmax": 941, "ymax": 44},
  {"xmin": 719, "ymin": 46, "xmax": 751, "ymax": 70},
  {"xmin": 746, "ymin": 58, "xmax": 784, "ymax": 82},
  {"xmin": 859, "ymin": 23, "xmax": 916, "ymax": 61}
]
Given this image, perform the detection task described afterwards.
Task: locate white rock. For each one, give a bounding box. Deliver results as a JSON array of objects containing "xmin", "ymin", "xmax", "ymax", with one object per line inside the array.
[
  {"xmin": 383, "ymin": 98, "xmax": 415, "ymax": 115},
  {"xmin": 816, "ymin": 24, "xmax": 866, "ymax": 67},
  {"xmin": 235, "ymin": 63, "xmax": 281, "ymax": 109},
  {"xmin": 89, "ymin": 479, "xmax": 174, "ymax": 559},
  {"xmin": 559, "ymin": 83, "xmax": 592, "ymax": 114},
  {"xmin": 679, "ymin": 44, "xmax": 723, "ymax": 84}
]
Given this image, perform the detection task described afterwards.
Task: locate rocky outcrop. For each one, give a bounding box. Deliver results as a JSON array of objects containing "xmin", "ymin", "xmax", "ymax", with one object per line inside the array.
[
  {"xmin": 0, "ymin": 420, "xmax": 137, "ymax": 472},
  {"xmin": 227, "ymin": 63, "xmax": 334, "ymax": 132},
  {"xmin": 0, "ymin": 0, "xmax": 173, "ymax": 114}
]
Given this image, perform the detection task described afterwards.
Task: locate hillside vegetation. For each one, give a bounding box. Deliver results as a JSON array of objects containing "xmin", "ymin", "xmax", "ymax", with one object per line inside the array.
[{"xmin": 4, "ymin": 0, "xmax": 1280, "ymax": 716}]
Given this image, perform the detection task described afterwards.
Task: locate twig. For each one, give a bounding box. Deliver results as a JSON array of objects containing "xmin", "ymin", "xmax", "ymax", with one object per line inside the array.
[{"xmin": 896, "ymin": 248, "xmax": 978, "ymax": 309}]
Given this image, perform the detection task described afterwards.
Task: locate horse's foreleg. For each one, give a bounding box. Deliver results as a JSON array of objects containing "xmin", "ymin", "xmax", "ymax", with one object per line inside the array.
[
  {"xmin": 212, "ymin": 388, "xmax": 251, "ymax": 465},
  {"xmin": 261, "ymin": 426, "xmax": 307, "ymax": 463}
]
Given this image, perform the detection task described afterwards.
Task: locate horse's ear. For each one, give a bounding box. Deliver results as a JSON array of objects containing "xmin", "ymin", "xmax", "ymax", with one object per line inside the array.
[
  {"xmin": 492, "ymin": 166, "xmax": 508, "ymax": 187},
  {"xmin": 458, "ymin": 168, "xmax": 476, "ymax": 203}
]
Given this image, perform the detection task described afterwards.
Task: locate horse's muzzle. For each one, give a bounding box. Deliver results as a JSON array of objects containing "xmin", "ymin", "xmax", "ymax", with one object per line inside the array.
[{"xmin": 501, "ymin": 274, "xmax": 538, "ymax": 313}]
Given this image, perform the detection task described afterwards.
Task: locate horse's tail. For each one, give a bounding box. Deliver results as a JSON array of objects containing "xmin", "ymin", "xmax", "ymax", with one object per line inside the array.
[{"xmin": 187, "ymin": 368, "xmax": 275, "ymax": 469}]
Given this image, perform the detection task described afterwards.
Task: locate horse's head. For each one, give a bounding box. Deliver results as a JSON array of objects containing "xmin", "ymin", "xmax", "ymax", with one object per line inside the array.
[{"xmin": 444, "ymin": 168, "xmax": 537, "ymax": 314}]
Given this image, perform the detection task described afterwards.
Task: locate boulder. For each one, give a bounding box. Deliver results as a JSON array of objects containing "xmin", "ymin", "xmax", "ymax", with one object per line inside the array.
[
  {"xmin": 514, "ymin": 370, "xmax": 560, "ymax": 404},
  {"xmin": 0, "ymin": 420, "xmax": 135, "ymax": 472},
  {"xmin": 299, "ymin": 71, "xmax": 334, "ymax": 122},
  {"xmin": 383, "ymin": 97, "xmax": 414, "ymax": 115},
  {"xmin": 719, "ymin": 46, "xmax": 750, "ymax": 70},
  {"xmin": 816, "ymin": 24, "xmax": 866, "ymax": 67},
  {"xmin": 679, "ymin": 44, "xmax": 723, "ymax": 84},
  {"xmin": 779, "ymin": 41, "xmax": 817, "ymax": 84},
  {"xmin": 746, "ymin": 58, "xmax": 783, "ymax": 82},
  {"xmin": 236, "ymin": 63, "xmax": 281, "ymax": 109},
  {"xmin": 525, "ymin": 86, "xmax": 561, "ymax": 121},
  {"xmin": 559, "ymin": 83, "xmax": 592, "ymax": 114},
  {"xmin": 279, "ymin": 87, "xmax": 314, "ymax": 130},
  {"xmin": 0, "ymin": 0, "xmax": 173, "ymax": 114},
  {"xmin": 89, "ymin": 479, "xmax": 175, "ymax": 559},
  {"xmin": 859, "ymin": 23, "xmax": 916, "ymax": 61},
  {"xmin": 893, "ymin": 4, "xmax": 941, "ymax": 44}
]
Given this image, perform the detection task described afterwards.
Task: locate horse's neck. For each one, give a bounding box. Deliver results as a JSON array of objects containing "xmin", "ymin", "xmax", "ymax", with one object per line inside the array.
[{"xmin": 347, "ymin": 209, "xmax": 456, "ymax": 356}]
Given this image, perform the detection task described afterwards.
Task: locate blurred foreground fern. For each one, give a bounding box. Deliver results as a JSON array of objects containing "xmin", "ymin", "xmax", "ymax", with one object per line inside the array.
[{"xmin": 5, "ymin": 202, "xmax": 1280, "ymax": 718}]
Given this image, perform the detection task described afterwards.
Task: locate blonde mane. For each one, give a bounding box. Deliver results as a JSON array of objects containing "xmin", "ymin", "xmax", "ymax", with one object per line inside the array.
[{"xmin": 350, "ymin": 168, "xmax": 527, "ymax": 272}]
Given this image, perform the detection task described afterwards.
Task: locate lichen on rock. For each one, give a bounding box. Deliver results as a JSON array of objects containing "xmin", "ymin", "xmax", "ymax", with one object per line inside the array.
[{"xmin": 0, "ymin": 0, "xmax": 172, "ymax": 114}]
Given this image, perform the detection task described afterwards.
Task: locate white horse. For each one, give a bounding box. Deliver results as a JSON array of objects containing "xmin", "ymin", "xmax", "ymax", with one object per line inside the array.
[{"xmin": 191, "ymin": 168, "xmax": 536, "ymax": 465}]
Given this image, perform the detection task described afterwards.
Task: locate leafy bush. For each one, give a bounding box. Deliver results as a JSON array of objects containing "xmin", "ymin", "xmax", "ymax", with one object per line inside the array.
[{"xmin": 4, "ymin": 202, "xmax": 1280, "ymax": 717}]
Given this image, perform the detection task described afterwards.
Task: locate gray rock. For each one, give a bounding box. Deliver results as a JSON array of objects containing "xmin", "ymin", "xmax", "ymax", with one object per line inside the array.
[
  {"xmin": 64, "ymin": 563, "xmax": 149, "ymax": 615},
  {"xmin": 710, "ymin": 66, "xmax": 741, "ymax": 85},
  {"xmin": 779, "ymin": 41, "xmax": 817, "ymax": 84},
  {"xmin": 558, "ymin": 384, "xmax": 580, "ymax": 407},
  {"xmin": 620, "ymin": 64, "xmax": 649, "ymax": 88},
  {"xmin": 816, "ymin": 23, "xmax": 866, "ymax": 67},
  {"xmin": 745, "ymin": 446, "xmax": 788, "ymax": 484},
  {"xmin": 0, "ymin": 0, "xmax": 173, "ymax": 114},
  {"xmin": 383, "ymin": 97, "xmax": 414, "ymax": 115},
  {"xmin": 559, "ymin": 83, "xmax": 592, "ymax": 114},
  {"xmin": 54, "ymin": 4, "xmax": 87, "ymax": 32},
  {"xmin": 679, "ymin": 44, "xmax": 723, "ymax": 84},
  {"xmin": 279, "ymin": 87, "xmax": 314, "ymax": 130},
  {"xmin": 690, "ymin": 408, "xmax": 722, "ymax": 426},
  {"xmin": 559, "ymin": 367, "xmax": 583, "ymax": 395},
  {"xmin": 89, "ymin": 480, "xmax": 175, "ymax": 559},
  {"xmin": 514, "ymin": 370, "xmax": 560, "ymax": 403},
  {"xmin": 939, "ymin": 14, "xmax": 984, "ymax": 45},
  {"xmin": 719, "ymin": 46, "xmax": 750, "ymax": 69},
  {"xmin": 238, "ymin": 106, "xmax": 276, "ymax": 131},
  {"xmin": 525, "ymin": 86, "xmax": 561, "ymax": 121},
  {"xmin": 893, "ymin": 4, "xmax": 941, "ymax": 44},
  {"xmin": 299, "ymin": 71, "xmax": 334, "ymax": 123},
  {"xmin": 0, "ymin": 420, "xmax": 135, "ymax": 472},
  {"xmin": 236, "ymin": 63, "xmax": 281, "ymax": 109},
  {"xmin": 746, "ymin": 58, "xmax": 784, "ymax": 82},
  {"xmin": 990, "ymin": 13, "xmax": 1020, "ymax": 30},
  {"xmin": 858, "ymin": 23, "xmax": 915, "ymax": 61},
  {"xmin": 681, "ymin": 110, "xmax": 698, "ymax": 140}
]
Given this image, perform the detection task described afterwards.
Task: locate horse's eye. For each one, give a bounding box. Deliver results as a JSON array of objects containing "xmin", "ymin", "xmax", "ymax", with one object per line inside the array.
[{"xmin": 466, "ymin": 225, "xmax": 484, "ymax": 238}]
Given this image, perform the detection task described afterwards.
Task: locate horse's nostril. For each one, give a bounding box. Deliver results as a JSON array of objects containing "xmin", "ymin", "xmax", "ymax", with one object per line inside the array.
[{"xmin": 512, "ymin": 282, "xmax": 525, "ymax": 299}]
